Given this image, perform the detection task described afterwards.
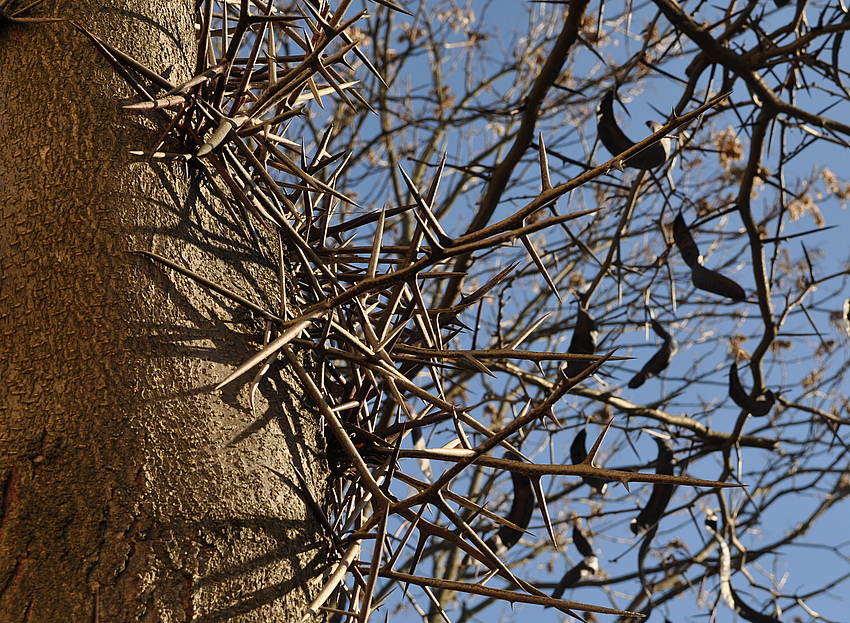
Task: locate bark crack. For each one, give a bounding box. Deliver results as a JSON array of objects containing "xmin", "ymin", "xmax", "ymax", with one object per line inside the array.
[{"xmin": 0, "ymin": 463, "xmax": 19, "ymax": 539}]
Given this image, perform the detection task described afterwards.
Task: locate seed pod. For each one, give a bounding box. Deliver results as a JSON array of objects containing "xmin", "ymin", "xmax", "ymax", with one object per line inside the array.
[
  {"xmin": 691, "ymin": 262, "xmax": 746, "ymax": 301},
  {"xmin": 730, "ymin": 585, "xmax": 783, "ymax": 623},
  {"xmin": 597, "ymin": 89, "xmax": 670, "ymax": 170},
  {"xmin": 485, "ymin": 452, "xmax": 534, "ymax": 553},
  {"xmin": 674, "ymin": 212, "xmax": 746, "ymax": 301},
  {"xmin": 551, "ymin": 524, "xmax": 598, "ymax": 599},
  {"xmin": 572, "ymin": 524, "xmax": 594, "ymax": 558},
  {"xmin": 569, "ymin": 429, "xmax": 607, "ymax": 495},
  {"xmin": 628, "ymin": 318, "xmax": 678, "ymax": 389},
  {"xmin": 636, "ymin": 523, "xmax": 659, "ymax": 597},
  {"xmin": 569, "ymin": 429, "xmax": 588, "ymax": 465},
  {"xmin": 673, "ymin": 212, "xmax": 701, "ymax": 268},
  {"xmin": 630, "ymin": 438, "xmax": 675, "ymax": 535},
  {"xmin": 561, "ymin": 307, "xmax": 599, "ymax": 379},
  {"xmin": 551, "ymin": 557, "xmax": 597, "ymax": 599},
  {"xmin": 729, "ymin": 361, "xmax": 775, "ymax": 417}
]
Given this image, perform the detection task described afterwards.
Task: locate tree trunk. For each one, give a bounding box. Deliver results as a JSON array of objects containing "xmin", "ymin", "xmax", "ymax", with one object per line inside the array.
[{"xmin": 0, "ymin": 3, "xmax": 328, "ymax": 621}]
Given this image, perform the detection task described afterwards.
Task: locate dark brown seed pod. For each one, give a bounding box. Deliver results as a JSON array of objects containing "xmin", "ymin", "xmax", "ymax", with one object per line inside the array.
[
  {"xmin": 597, "ymin": 89, "xmax": 669, "ymax": 170},
  {"xmin": 636, "ymin": 523, "xmax": 659, "ymax": 596},
  {"xmin": 569, "ymin": 429, "xmax": 607, "ymax": 495},
  {"xmin": 572, "ymin": 524, "xmax": 594, "ymax": 558},
  {"xmin": 551, "ymin": 525, "xmax": 598, "ymax": 600},
  {"xmin": 628, "ymin": 318, "xmax": 678, "ymax": 389},
  {"xmin": 630, "ymin": 438, "xmax": 675, "ymax": 535},
  {"xmin": 691, "ymin": 262, "xmax": 746, "ymax": 301},
  {"xmin": 729, "ymin": 361, "xmax": 775, "ymax": 417},
  {"xmin": 551, "ymin": 558, "xmax": 597, "ymax": 599},
  {"xmin": 730, "ymin": 585, "xmax": 783, "ymax": 623},
  {"xmin": 569, "ymin": 429, "xmax": 588, "ymax": 465},
  {"xmin": 561, "ymin": 307, "xmax": 599, "ymax": 379},
  {"xmin": 673, "ymin": 212, "xmax": 701, "ymax": 268},
  {"xmin": 485, "ymin": 452, "xmax": 535, "ymax": 553}
]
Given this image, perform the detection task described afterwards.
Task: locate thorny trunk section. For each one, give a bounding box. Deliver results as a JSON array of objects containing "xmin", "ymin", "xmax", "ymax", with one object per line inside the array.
[{"xmin": 0, "ymin": 2, "xmax": 329, "ymax": 621}]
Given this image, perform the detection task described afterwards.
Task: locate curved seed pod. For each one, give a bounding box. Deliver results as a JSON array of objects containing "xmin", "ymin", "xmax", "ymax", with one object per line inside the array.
[
  {"xmin": 569, "ymin": 429, "xmax": 588, "ymax": 465},
  {"xmin": 597, "ymin": 90, "xmax": 634, "ymax": 157},
  {"xmin": 691, "ymin": 262, "xmax": 746, "ymax": 301},
  {"xmin": 729, "ymin": 361, "xmax": 775, "ymax": 417},
  {"xmin": 569, "ymin": 429, "xmax": 607, "ymax": 495},
  {"xmin": 675, "ymin": 212, "xmax": 745, "ymax": 300},
  {"xmin": 673, "ymin": 212, "xmax": 701, "ymax": 268},
  {"xmin": 833, "ymin": 12, "xmax": 850, "ymax": 98},
  {"xmin": 630, "ymin": 438, "xmax": 675, "ymax": 535},
  {"xmin": 551, "ymin": 557, "xmax": 597, "ymax": 600},
  {"xmin": 636, "ymin": 523, "xmax": 659, "ymax": 598},
  {"xmin": 561, "ymin": 307, "xmax": 599, "ymax": 379},
  {"xmin": 485, "ymin": 452, "xmax": 535, "ymax": 553},
  {"xmin": 706, "ymin": 513, "xmax": 737, "ymax": 613},
  {"xmin": 551, "ymin": 523, "xmax": 598, "ymax": 600},
  {"xmin": 597, "ymin": 89, "xmax": 669, "ymax": 170},
  {"xmin": 572, "ymin": 524, "xmax": 594, "ymax": 558},
  {"xmin": 628, "ymin": 318, "xmax": 678, "ymax": 388},
  {"xmin": 730, "ymin": 585, "xmax": 783, "ymax": 623},
  {"xmin": 707, "ymin": 512, "xmax": 782, "ymax": 622}
]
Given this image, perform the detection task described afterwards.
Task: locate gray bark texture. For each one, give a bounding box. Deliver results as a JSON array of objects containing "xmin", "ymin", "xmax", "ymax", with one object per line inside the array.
[{"xmin": 0, "ymin": 2, "xmax": 329, "ymax": 621}]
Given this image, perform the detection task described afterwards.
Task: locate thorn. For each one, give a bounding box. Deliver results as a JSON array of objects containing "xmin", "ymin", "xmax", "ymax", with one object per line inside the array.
[{"xmin": 538, "ymin": 132, "xmax": 552, "ymax": 191}]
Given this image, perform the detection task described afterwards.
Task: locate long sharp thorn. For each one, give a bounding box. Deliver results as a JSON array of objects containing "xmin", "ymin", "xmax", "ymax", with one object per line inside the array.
[
  {"xmin": 530, "ymin": 476, "xmax": 559, "ymax": 551},
  {"xmin": 425, "ymin": 152, "xmax": 448, "ymax": 206},
  {"xmin": 215, "ymin": 317, "xmax": 317, "ymax": 390},
  {"xmin": 538, "ymin": 132, "xmax": 552, "ymax": 191},
  {"xmin": 398, "ymin": 164, "xmax": 453, "ymax": 247},
  {"xmin": 196, "ymin": 115, "xmax": 248, "ymax": 158},
  {"xmin": 505, "ymin": 311, "xmax": 551, "ymax": 350},
  {"xmin": 367, "ymin": 207, "xmax": 386, "ymax": 280},
  {"xmin": 132, "ymin": 251, "xmax": 282, "ymax": 322},
  {"xmin": 585, "ymin": 420, "xmax": 612, "ymax": 464},
  {"xmin": 369, "ymin": 0, "xmax": 414, "ymax": 16},
  {"xmin": 410, "ymin": 208, "xmax": 445, "ymax": 252},
  {"xmin": 520, "ymin": 235, "xmax": 561, "ymax": 302}
]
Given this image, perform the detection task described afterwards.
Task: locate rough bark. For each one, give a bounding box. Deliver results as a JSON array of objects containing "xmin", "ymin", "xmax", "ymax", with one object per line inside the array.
[{"xmin": 0, "ymin": 2, "xmax": 328, "ymax": 621}]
